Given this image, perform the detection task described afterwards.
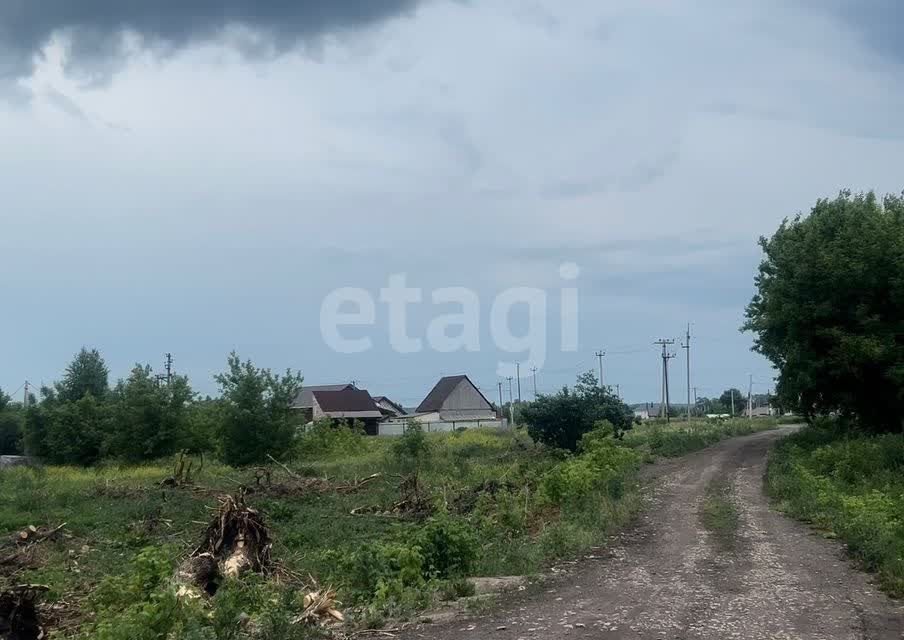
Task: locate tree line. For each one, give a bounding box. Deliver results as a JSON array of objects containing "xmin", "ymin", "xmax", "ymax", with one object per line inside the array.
[{"xmin": 0, "ymin": 348, "xmax": 303, "ymax": 466}]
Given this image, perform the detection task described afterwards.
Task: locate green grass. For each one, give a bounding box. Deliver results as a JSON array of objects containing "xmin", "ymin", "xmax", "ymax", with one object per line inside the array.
[
  {"xmin": 700, "ymin": 479, "xmax": 739, "ymax": 551},
  {"xmin": 0, "ymin": 421, "xmax": 778, "ymax": 637},
  {"xmin": 766, "ymin": 421, "xmax": 904, "ymax": 597},
  {"xmin": 622, "ymin": 417, "xmax": 786, "ymax": 458}
]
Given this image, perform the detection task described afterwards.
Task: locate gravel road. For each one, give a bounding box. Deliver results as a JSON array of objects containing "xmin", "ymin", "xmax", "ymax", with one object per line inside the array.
[{"xmin": 396, "ymin": 427, "xmax": 904, "ymax": 640}]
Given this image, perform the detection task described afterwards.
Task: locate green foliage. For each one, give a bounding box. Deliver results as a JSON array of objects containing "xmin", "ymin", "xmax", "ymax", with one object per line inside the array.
[
  {"xmin": 0, "ymin": 411, "xmax": 21, "ymax": 455},
  {"xmin": 58, "ymin": 347, "xmax": 109, "ymax": 403},
  {"xmin": 389, "ymin": 420, "xmax": 433, "ymax": 474},
  {"xmin": 106, "ymin": 365, "xmax": 195, "ymax": 462},
  {"xmin": 337, "ymin": 541, "xmax": 426, "ymax": 603},
  {"xmin": 622, "ymin": 417, "xmax": 780, "ymax": 458},
  {"xmin": 521, "ymin": 371, "xmax": 633, "ymax": 451},
  {"xmin": 414, "ymin": 513, "xmax": 480, "ymax": 578},
  {"xmin": 22, "ymin": 405, "xmax": 49, "ymax": 457},
  {"xmin": 83, "ymin": 546, "xmax": 205, "ymax": 640},
  {"xmin": 44, "ymin": 393, "xmax": 108, "ymax": 466},
  {"xmin": 766, "ymin": 423, "xmax": 904, "ymax": 596},
  {"xmin": 214, "ymin": 352, "xmax": 303, "ymax": 466},
  {"xmin": 540, "ymin": 425, "xmax": 641, "ymax": 507},
  {"xmin": 295, "ymin": 418, "xmax": 366, "ymax": 457},
  {"xmin": 744, "ymin": 190, "xmax": 904, "ymax": 431}
]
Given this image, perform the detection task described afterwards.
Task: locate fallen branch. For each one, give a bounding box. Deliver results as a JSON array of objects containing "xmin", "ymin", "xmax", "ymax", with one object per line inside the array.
[{"xmin": 266, "ymin": 454, "xmax": 299, "ymax": 479}]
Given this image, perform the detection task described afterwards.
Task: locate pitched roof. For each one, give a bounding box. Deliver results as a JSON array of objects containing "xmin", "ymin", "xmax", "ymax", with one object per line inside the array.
[
  {"xmin": 416, "ymin": 375, "xmax": 492, "ymax": 413},
  {"xmin": 312, "ymin": 389, "xmax": 382, "ymax": 417},
  {"xmin": 292, "ymin": 384, "xmax": 355, "ymax": 409},
  {"xmin": 373, "ymin": 396, "xmax": 406, "ymax": 415}
]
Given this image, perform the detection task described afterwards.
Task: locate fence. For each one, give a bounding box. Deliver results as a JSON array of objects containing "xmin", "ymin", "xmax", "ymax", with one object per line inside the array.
[{"xmin": 378, "ymin": 419, "xmax": 508, "ymax": 436}]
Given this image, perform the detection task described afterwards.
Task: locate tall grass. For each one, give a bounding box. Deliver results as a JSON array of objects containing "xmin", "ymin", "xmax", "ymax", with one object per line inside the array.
[
  {"xmin": 623, "ymin": 417, "xmax": 786, "ymax": 458},
  {"xmin": 0, "ymin": 421, "xmax": 779, "ymax": 636},
  {"xmin": 766, "ymin": 421, "xmax": 904, "ymax": 596}
]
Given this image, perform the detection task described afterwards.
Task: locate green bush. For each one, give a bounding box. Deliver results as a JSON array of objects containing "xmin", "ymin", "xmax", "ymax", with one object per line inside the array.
[
  {"xmin": 296, "ymin": 418, "xmax": 366, "ymax": 457},
  {"xmin": 337, "ymin": 541, "xmax": 426, "ymax": 601},
  {"xmin": 415, "ymin": 513, "xmax": 480, "ymax": 578}
]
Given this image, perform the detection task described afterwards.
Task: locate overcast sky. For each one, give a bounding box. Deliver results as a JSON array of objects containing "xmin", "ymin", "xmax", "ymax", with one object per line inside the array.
[{"xmin": 1, "ymin": 0, "xmax": 902, "ymax": 406}]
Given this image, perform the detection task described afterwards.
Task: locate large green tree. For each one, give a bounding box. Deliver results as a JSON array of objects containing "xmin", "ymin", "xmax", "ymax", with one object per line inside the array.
[
  {"xmin": 214, "ymin": 352, "xmax": 303, "ymax": 466},
  {"xmin": 744, "ymin": 190, "xmax": 904, "ymax": 431},
  {"xmin": 521, "ymin": 371, "xmax": 633, "ymax": 451},
  {"xmin": 57, "ymin": 347, "xmax": 109, "ymax": 403},
  {"xmin": 106, "ymin": 365, "xmax": 195, "ymax": 462}
]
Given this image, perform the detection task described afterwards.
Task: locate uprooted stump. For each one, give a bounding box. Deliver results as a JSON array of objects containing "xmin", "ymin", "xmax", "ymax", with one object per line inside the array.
[
  {"xmin": 0, "ymin": 585, "xmax": 47, "ymax": 640},
  {"xmin": 351, "ymin": 473, "xmax": 434, "ymax": 519},
  {"xmin": 178, "ymin": 494, "xmax": 272, "ymax": 596}
]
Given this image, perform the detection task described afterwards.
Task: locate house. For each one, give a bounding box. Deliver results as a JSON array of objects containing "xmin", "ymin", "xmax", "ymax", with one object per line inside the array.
[
  {"xmin": 411, "ymin": 375, "xmax": 497, "ymax": 423},
  {"xmin": 310, "ymin": 388, "xmax": 384, "ymax": 435},
  {"xmin": 373, "ymin": 396, "xmax": 407, "ymax": 418},
  {"xmin": 291, "ymin": 383, "xmax": 357, "ymax": 421}
]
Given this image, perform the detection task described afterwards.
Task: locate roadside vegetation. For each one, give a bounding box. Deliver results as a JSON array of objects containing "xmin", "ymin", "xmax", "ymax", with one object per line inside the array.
[
  {"xmin": 0, "ymin": 354, "xmax": 774, "ymax": 640},
  {"xmin": 744, "ymin": 189, "xmax": 904, "ymax": 596},
  {"xmin": 766, "ymin": 420, "xmax": 904, "ymax": 597}
]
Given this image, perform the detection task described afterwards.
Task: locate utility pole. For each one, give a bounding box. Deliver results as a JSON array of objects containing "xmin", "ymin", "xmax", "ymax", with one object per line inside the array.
[
  {"xmin": 595, "ymin": 350, "xmax": 606, "ymax": 388},
  {"xmin": 682, "ymin": 324, "xmax": 691, "ymax": 421},
  {"xmin": 731, "ymin": 389, "xmax": 736, "ymax": 416},
  {"xmin": 497, "ymin": 381, "xmax": 503, "ymax": 414},
  {"xmin": 23, "ymin": 381, "xmax": 29, "ymax": 410},
  {"xmin": 530, "ymin": 366, "xmax": 538, "ymax": 398},
  {"xmin": 747, "ymin": 373, "xmax": 753, "ymax": 419},
  {"xmin": 516, "ymin": 363, "xmax": 521, "ymax": 403},
  {"xmin": 654, "ymin": 339, "xmax": 676, "ymax": 421},
  {"xmin": 615, "ymin": 384, "xmax": 620, "ymax": 400},
  {"xmin": 506, "ymin": 376, "xmax": 514, "ymax": 425},
  {"xmin": 165, "ymin": 353, "xmax": 174, "ymax": 385}
]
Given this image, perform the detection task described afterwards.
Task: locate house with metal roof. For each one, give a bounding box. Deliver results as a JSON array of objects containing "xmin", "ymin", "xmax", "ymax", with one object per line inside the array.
[
  {"xmin": 310, "ymin": 388, "xmax": 384, "ymax": 435},
  {"xmin": 411, "ymin": 375, "xmax": 497, "ymax": 423}
]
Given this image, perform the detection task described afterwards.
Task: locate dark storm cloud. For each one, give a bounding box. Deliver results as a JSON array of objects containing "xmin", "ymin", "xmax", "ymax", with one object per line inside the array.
[{"xmin": 0, "ymin": 0, "xmax": 424, "ymax": 78}]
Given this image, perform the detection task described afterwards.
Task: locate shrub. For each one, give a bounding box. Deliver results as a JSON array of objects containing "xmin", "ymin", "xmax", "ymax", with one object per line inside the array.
[
  {"xmin": 389, "ymin": 421, "xmax": 433, "ymax": 475},
  {"xmin": 415, "ymin": 513, "xmax": 480, "ymax": 578},
  {"xmin": 296, "ymin": 418, "xmax": 365, "ymax": 457}
]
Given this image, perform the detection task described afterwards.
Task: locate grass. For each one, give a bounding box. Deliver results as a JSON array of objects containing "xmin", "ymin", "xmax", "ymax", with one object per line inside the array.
[
  {"xmin": 0, "ymin": 420, "xmax": 780, "ymax": 637},
  {"xmin": 700, "ymin": 479, "xmax": 740, "ymax": 551},
  {"xmin": 766, "ymin": 421, "xmax": 904, "ymax": 597},
  {"xmin": 622, "ymin": 416, "xmax": 788, "ymax": 459}
]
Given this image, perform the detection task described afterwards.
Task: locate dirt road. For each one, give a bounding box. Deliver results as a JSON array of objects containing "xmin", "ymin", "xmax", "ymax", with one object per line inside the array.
[{"xmin": 400, "ymin": 427, "xmax": 904, "ymax": 639}]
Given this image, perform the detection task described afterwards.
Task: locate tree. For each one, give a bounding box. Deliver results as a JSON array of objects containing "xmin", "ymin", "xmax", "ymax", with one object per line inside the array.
[
  {"xmin": 521, "ymin": 371, "xmax": 633, "ymax": 451},
  {"xmin": 744, "ymin": 190, "xmax": 904, "ymax": 431},
  {"xmin": 106, "ymin": 365, "xmax": 195, "ymax": 462},
  {"xmin": 58, "ymin": 347, "xmax": 109, "ymax": 403},
  {"xmin": 214, "ymin": 352, "xmax": 303, "ymax": 466},
  {"xmin": 44, "ymin": 393, "xmax": 108, "ymax": 465},
  {"xmin": 718, "ymin": 389, "xmax": 743, "ymax": 414},
  {"xmin": 0, "ymin": 413, "xmax": 21, "ymax": 455}
]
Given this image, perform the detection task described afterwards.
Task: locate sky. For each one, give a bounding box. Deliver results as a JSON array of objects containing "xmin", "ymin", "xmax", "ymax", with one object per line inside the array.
[{"xmin": 1, "ymin": 0, "xmax": 903, "ymax": 407}]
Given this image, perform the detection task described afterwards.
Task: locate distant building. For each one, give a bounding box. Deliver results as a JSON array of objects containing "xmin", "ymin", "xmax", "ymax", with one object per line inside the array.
[
  {"xmin": 373, "ymin": 396, "xmax": 407, "ymax": 418},
  {"xmin": 412, "ymin": 375, "xmax": 498, "ymax": 423},
  {"xmin": 310, "ymin": 388, "xmax": 384, "ymax": 435},
  {"xmin": 291, "ymin": 383, "xmax": 357, "ymax": 421}
]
